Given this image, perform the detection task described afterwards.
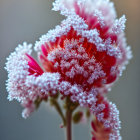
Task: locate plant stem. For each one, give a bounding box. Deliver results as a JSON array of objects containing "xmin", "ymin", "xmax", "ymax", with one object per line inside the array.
[
  {"xmin": 50, "ymin": 98, "xmax": 66, "ymax": 126},
  {"xmin": 66, "ymin": 109, "xmax": 72, "ymax": 140},
  {"xmin": 51, "ymin": 96, "xmax": 79, "ymax": 140},
  {"xmin": 65, "ymin": 97, "xmax": 78, "ymax": 140}
]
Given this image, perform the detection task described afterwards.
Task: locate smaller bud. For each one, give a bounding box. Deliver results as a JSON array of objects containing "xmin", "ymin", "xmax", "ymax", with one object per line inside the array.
[
  {"xmin": 34, "ymin": 98, "xmax": 42, "ymax": 109},
  {"xmin": 60, "ymin": 123, "xmax": 64, "ymax": 128},
  {"xmin": 86, "ymin": 109, "xmax": 91, "ymax": 118},
  {"xmin": 72, "ymin": 111, "xmax": 83, "ymax": 124}
]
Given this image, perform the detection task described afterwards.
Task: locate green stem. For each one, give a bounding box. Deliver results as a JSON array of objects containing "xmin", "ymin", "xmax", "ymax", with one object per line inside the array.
[
  {"xmin": 51, "ymin": 96, "xmax": 79, "ymax": 140},
  {"xmin": 50, "ymin": 98, "xmax": 66, "ymax": 126}
]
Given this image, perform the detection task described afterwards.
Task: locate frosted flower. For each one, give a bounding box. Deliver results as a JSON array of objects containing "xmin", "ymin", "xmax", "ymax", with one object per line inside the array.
[
  {"xmin": 91, "ymin": 95, "xmax": 121, "ymax": 140},
  {"xmin": 5, "ymin": 0, "xmax": 132, "ymax": 139},
  {"xmin": 5, "ymin": 42, "xmax": 61, "ymax": 118}
]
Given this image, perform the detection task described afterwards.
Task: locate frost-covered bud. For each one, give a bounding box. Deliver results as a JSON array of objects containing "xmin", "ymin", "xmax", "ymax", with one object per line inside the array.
[
  {"xmin": 72, "ymin": 111, "xmax": 83, "ymax": 124},
  {"xmin": 91, "ymin": 95, "xmax": 121, "ymax": 140}
]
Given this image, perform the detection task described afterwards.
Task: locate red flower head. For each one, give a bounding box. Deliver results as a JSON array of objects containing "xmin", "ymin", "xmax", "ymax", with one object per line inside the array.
[{"xmin": 5, "ymin": 0, "xmax": 132, "ymax": 139}]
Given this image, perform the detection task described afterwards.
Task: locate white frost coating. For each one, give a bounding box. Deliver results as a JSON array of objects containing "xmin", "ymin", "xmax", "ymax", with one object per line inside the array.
[
  {"xmin": 105, "ymin": 38, "xmax": 121, "ymax": 58},
  {"xmin": 90, "ymin": 97, "xmax": 122, "ymax": 140},
  {"xmin": 69, "ymin": 85, "xmax": 99, "ymax": 108},
  {"xmin": 22, "ymin": 103, "xmax": 35, "ymax": 118},
  {"xmin": 94, "ymin": 9, "xmax": 105, "ymax": 27},
  {"xmin": 34, "ymin": 0, "xmax": 123, "ymax": 58},
  {"xmin": 5, "ymin": 42, "xmax": 32, "ymax": 102},
  {"xmin": 25, "ymin": 72, "xmax": 60, "ymax": 96},
  {"xmin": 58, "ymin": 81, "xmax": 99, "ymax": 109},
  {"xmin": 34, "ymin": 13, "xmax": 88, "ymax": 52},
  {"xmin": 117, "ymin": 34, "xmax": 132, "ymax": 77},
  {"xmin": 5, "ymin": 42, "xmax": 61, "ymax": 118},
  {"xmin": 73, "ymin": 87, "xmax": 122, "ymax": 140},
  {"xmin": 47, "ymin": 39, "xmax": 106, "ymax": 85},
  {"xmin": 33, "ymin": 72, "xmax": 117, "ymax": 134},
  {"xmin": 92, "ymin": 0, "xmax": 117, "ymax": 24},
  {"xmin": 108, "ymin": 103, "xmax": 122, "ymax": 140},
  {"xmin": 5, "ymin": 42, "xmax": 32, "ymax": 72},
  {"xmin": 52, "ymin": 0, "xmax": 117, "ymax": 24},
  {"xmin": 112, "ymin": 15, "xmax": 126, "ymax": 34},
  {"xmin": 59, "ymin": 81, "xmax": 72, "ymax": 95},
  {"xmin": 34, "ymin": 24, "xmax": 71, "ymax": 51},
  {"xmin": 109, "ymin": 133, "xmax": 122, "ymax": 140},
  {"xmin": 87, "ymin": 63, "xmax": 106, "ymax": 84},
  {"xmin": 119, "ymin": 45, "xmax": 132, "ymax": 77},
  {"xmin": 52, "ymin": 0, "xmax": 116, "ymax": 16},
  {"xmin": 77, "ymin": 0, "xmax": 86, "ymax": 6},
  {"xmin": 81, "ymin": 30, "xmax": 121, "ymax": 58},
  {"xmin": 35, "ymin": 14, "xmax": 121, "ymax": 58},
  {"xmin": 5, "ymin": 43, "xmax": 36, "ymax": 118},
  {"xmin": 126, "ymin": 46, "xmax": 133, "ymax": 60},
  {"xmin": 6, "ymin": 43, "xmax": 58, "ymax": 102}
]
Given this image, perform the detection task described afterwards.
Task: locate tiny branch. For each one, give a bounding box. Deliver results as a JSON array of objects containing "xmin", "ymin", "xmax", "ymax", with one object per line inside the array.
[
  {"xmin": 65, "ymin": 97, "xmax": 79, "ymax": 113},
  {"xmin": 50, "ymin": 98, "xmax": 66, "ymax": 126},
  {"xmin": 50, "ymin": 96, "xmax": 79, "ymax": 140}
]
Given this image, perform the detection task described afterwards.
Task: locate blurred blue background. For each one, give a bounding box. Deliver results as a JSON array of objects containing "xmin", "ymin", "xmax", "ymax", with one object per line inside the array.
[{"xmin": 0, "ymin": 0, "xmax": 140, "ymax": 140}]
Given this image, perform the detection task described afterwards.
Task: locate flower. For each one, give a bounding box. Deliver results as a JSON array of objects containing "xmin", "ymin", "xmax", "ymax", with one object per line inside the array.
[
  {"xmin": 91, "ymin": 95, "xmax": 121, "ymax": 140},
  {"xmin": 5, "ymin": 0, "xmax": 132, "ymax": 139},
  {"xmin": 5, "ymin": 42, "xmax": 60, "ymax": 118}
]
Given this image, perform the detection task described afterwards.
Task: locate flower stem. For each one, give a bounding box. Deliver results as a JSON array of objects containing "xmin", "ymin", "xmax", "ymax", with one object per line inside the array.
[
  {"xmin": 66, "ymin": 109, "xmax": 72, "ymax": 140},
  {"xmin": 51, "ymin": 96, "xmax": 79, "ymax": 140},
  {"xmin": 50, "ymin": 98, "xmax": 66, "ymax": 126},
  {"xmin": 65, "ymin": 97, "xmax": 79, "ymax": 140}
]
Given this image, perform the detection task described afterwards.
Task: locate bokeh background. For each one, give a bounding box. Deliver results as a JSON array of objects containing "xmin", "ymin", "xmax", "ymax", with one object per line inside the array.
[{"xmin": 0, "ymin": 0, "xmax": 140, "ymax": 140}]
